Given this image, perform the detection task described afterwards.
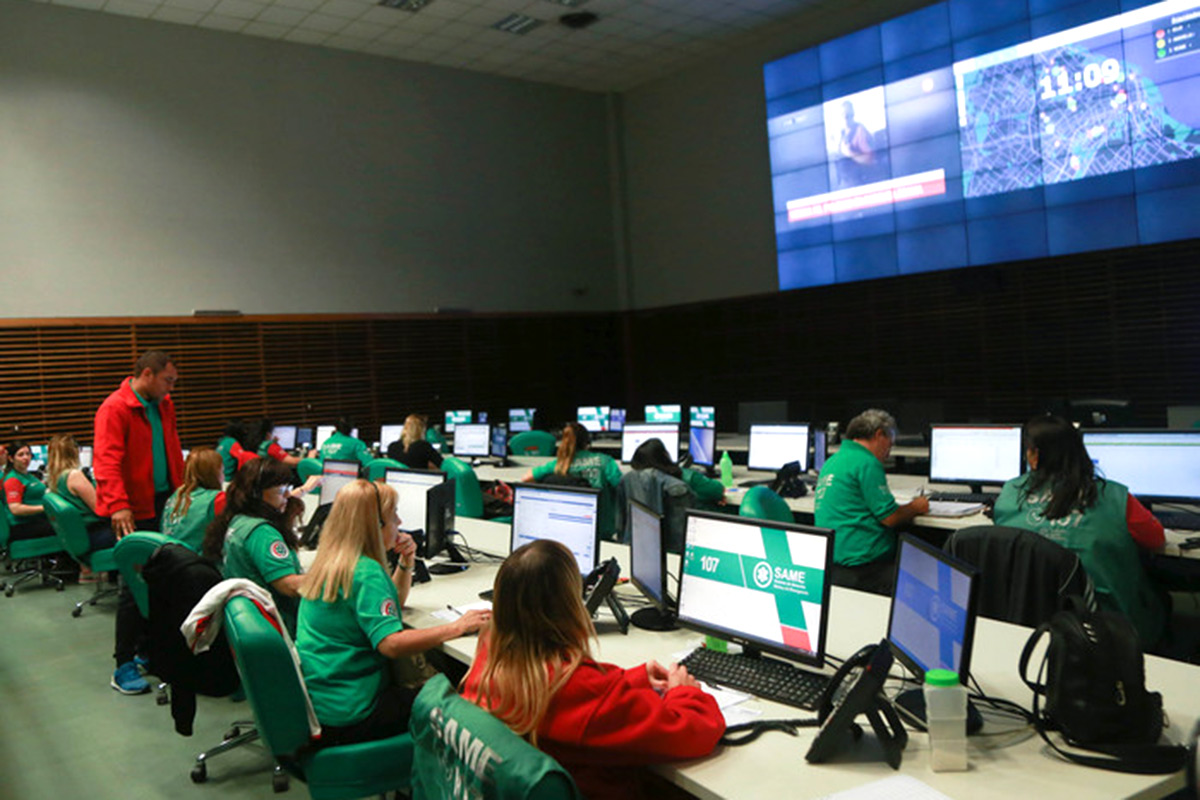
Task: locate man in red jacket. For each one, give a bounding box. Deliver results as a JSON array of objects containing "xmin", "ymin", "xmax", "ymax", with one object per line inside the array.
[{"xmin": 94, "ymin": 349, "xmax": 185, "ymax": 694}]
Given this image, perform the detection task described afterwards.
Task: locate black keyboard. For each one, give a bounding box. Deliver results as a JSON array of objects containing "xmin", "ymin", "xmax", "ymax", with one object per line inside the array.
[
  {"xmin": 680, "ymin": 647, "xmax": 829, "ymax": 711},
  {"xmin": 928, "ymin": 491, "xmax": 998, "ymax": 505},
  {"xmin": 739, "ymin": 478, "xmax": 773, "ymax": 488},
  {"xmin": 1156, "ymin": 510, "xmax": 1200, "ymax": 531}
]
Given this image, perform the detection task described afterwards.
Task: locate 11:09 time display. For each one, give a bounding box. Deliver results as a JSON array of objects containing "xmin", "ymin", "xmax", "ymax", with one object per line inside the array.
[{"xmin": 1039, "ymin": 56, "xmax": 1125, "ymax": 99}]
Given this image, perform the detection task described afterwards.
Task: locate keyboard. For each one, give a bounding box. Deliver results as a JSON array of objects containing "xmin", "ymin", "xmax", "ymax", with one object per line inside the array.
[
  {"xmin": 1156, "ymin": 510, "xmax": 1200, "ymax": 531},
  {"xmin": 680, "ymin": 647, "xmax": 829, "ymax": 711},
  {"xmin": 928, "ymin": 491, "xmax": 998, "ymax": 505}
]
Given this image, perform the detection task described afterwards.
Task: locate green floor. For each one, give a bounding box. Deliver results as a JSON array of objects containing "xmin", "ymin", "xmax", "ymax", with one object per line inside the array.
[{"xmin": 0, "ymin": 576, "xmax": 285, "ymax": 799}]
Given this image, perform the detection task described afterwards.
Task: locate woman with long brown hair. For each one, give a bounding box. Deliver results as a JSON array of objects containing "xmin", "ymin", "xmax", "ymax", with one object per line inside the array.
[
  {"xmin": 161, "ymin": 447, "xmax": 225, "ymax": 552},
  {"xmin": 522, "ymin": 422, "xmax": 621, "ymax": 490}
]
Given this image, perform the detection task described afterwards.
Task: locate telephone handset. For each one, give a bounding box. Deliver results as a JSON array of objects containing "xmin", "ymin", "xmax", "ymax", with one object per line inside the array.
[
  {"xmin": 582, "ymin": 558, "xmax": 629, "ymax": 634},
  {"xmin": 805, "ymin": 639, "xmax": 908, "ymax": 769}
]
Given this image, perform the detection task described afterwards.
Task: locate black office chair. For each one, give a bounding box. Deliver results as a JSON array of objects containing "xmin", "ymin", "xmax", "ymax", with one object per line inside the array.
[{"xmin": 944, "ymin": 525, "xmax": 1095, "ymax": 627}]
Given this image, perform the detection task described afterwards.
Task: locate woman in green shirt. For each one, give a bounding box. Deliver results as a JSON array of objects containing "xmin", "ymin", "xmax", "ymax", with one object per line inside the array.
[
  {"xmin": 523, "ymin": 423, "xmax": 622, "ymax": 490},
  {"xmin": 631, "ymin": 438, "xmax": 725, "ymax": 511},
  {"xmin": 161, "ymin": 447, "xmax": 226, "ymax": 553},
  {"xmin": 45, "ymin": 434, "xmax": 115, "ymax": 553},
  {"xmin": 296, "ymin": 479, "xmax": 488, "ymax": 747},
  {"xmin": 4, "ymin": 440, "xmax": 54, "ymax": 541}
]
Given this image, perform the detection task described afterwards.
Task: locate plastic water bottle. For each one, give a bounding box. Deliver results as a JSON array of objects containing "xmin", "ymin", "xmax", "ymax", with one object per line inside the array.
[
  {"xmin": 719, "ymin": 451, "xmax": 733, "ymax": 488},
  {"xmin": 924, "ymin": 669, "xmax": 968, "ymax": 772}
]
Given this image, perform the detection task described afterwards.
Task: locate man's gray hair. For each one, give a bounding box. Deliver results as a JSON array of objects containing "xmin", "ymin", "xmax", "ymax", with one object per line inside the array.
[{"xmin": 845, "ymin": 409, "xmax": 897, "ymax": 441}]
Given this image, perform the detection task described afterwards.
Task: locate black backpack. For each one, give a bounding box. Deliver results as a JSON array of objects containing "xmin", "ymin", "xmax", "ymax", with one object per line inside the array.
[{"xmin": 1018, "ymin": 596, "xmax": 1187, "ymax": 774}]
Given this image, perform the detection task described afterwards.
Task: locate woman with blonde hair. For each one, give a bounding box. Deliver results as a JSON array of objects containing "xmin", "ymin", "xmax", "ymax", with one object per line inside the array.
[
  {"xmin": 386, "ymin": 414, "xmax": 442, "ymax": 470},
  {"xmin": 461, "ymin": 539, "xmax": 724, "ymax": 799},
  {"xmin": 296, "ymin": 479, "xmax": 488, "ymax": 747},
  {"xmin": 160, "ymin": 447, "xmax": 226, "ymax": 552},
  {"xmin": 522, "ymin": 422, "xmax": 621, "ymax": 490},
  {"xmin": 45, "ymin": 434, "xmax": 115, "ymax": 555}
]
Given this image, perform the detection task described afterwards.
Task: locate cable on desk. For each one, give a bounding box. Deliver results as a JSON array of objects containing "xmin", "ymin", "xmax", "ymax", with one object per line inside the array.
[
  {"xmin": 721, "ymin": 718, "xmax": 820, "ymax": 746},
  {"xmin": 446, "ymin": 531, "xmax": 506, "ymax": 563}
]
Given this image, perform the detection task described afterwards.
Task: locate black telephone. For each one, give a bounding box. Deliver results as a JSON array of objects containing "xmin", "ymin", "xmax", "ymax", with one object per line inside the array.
[
  {"xmin": 771, "ymin": 461, "xmax": 808, "ymax": 499},
  {"xmin": 805, "ymin": 639, "xmax": 908, "ymax": 769},
  {"xmin": 582, "ymin": 558, "xmax": 629, "ymax": 634}
]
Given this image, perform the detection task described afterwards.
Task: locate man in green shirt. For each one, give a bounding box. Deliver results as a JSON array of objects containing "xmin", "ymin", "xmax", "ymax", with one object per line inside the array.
[
  {"xmin": 814, "ymin": 409, "xmax": 929, "ymax": 595},
  {"xmin": 319, "ymin": 418, "xmax": 373, "ymax": 467}
]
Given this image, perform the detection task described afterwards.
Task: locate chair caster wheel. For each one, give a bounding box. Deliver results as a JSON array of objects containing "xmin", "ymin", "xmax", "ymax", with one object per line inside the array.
[
  {"xmin": 55, "ymin": 583, "xmax": 65, "ymax": 592},
  {"xmin": 72, "ymin": 606, "xmax": 82, "ymax": 617},
  {"xmin": 5, "ymin": 587, "xmax": 14, "ymax": 598},
  {"xmin": 272, "ymin": 772, "xmax": 289, "ymax": 793},
  {"xmin": 225, "ymin": 726, "xmax": 240, "ymax": 740},
  {"xmin": 191, "ymin": 763, "xmax": 207, "ymax": 783},
  {"xmin": 156, "ymin": 689, "xmax": 169, "ymax": 706}
]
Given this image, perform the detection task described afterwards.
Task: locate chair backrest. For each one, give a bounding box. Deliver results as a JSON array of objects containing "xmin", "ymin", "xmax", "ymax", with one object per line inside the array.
[
  {"xmin": 112, "ymin": 532, "xmax": 172, "ymax": 618},
  {"xmin": 224, "ymin": 595, "xmax": 317, "ymax": 759},
  {"xmin": 0, "ymin": 494, "xmax": 11, "ymax": 548},
  {"xmin": 739, "ymin": 486, "xmax": 793, "ymax": 524},
  {"xmin": 410, "ymin": 674, "xmax": 581, "ymax": 800},
  {"xmin": 41, "ymin": 492, "xmax": 93, "ymax": 560},
  {"xmin": 297, "ymin": 458, "xmax": 324, "ymax": 493},
  {"xmin": 508, "ymin": 431, "xmax": 556, "ymax": 457},
  {"xmin": 365, "ymin": 458, "xmax": 406, "ymax": 482},
  {"xmin": 440, "ymin": 457, "xmax": 484, "ymax": 519},
  {"xmin": 944, "ymin": 525, "xmax": 1095, "ymax": 627},
  {"xmin": 619, "ymin": 469, "xmax": 693, "ymax": 550}
]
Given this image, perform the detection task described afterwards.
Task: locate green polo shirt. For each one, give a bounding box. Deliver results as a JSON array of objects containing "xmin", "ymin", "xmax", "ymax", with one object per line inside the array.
[
  {"xmin": 814, "ymin": 439, "xmax": 898, "ymax": 567},
  {"xmin": 160, "ymin": 487, "xmax": 220, "ymax": 553},
  {"xmin": 5, "ymin": 471, "xmax": 47, "ymax": 526},
  {"xmin": 223, "ymin": 513, "xmax": 301, "ymax": 632},
  {"xmin": 132, "ymin": 385, "xmax": 170, "ymax": 493},
  {"xmin": 55, "ymin": 472, "xmax": 101, "ymax": 527},
  {"xmin": 297, "ymin": 556, "xmax": 404, "ymax": 727},
  {"xmin": 681, "ymin": 467, "xmax": 725, "ymax": 510},
  {"xmin": 530, "ymin": 450, "xmax": 622, "ymax": 489},
  {"xmin": 319, "ymin": 431, "xmax": 373, "ymax": 467},
  {"xmin": 215, "ymin": 436, "xmax": 238, "ymax": 481}
]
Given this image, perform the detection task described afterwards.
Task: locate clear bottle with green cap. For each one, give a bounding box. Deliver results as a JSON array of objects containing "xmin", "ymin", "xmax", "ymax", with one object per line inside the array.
[
  {"xmin": 924, "ymin": 668, "xmax": 967, "ymax": 771},
  {"xmin": 719, "ymin": 451, "xmax": 733, "ymax": 488}
]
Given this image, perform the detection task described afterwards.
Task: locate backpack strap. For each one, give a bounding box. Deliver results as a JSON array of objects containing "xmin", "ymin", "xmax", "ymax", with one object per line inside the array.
[{"xmin": 1018, "ymin": 620, "xmax": 1053, "ymax": 695}]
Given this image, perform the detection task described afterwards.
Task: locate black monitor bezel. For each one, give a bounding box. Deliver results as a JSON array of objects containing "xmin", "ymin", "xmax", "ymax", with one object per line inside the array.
[
  {"xmin": 510, "ymin": 482, "xmax": 602, "ymax": 574},
  {"xmin": 676, "ymin": 509, "xmax": 834, "ymax": 669},
  {"xmin": 747, "ymin": 422, "xmax": 811, "ymax": 472},
  {"xmin": 886, "ymin": 533, "xmax": 980, "ymax": 687},
  {"xmin": 452, "ymin": 423, "xmax": 491, "ymax": 458},
  {"xmin": 421, "ymin": 479, "xmax": 457, "ymax": 560},
  {"xmin": 627, "ymin": 498, "xmax": 672, "ymax": 614},
  {"xmin": 927, "ymin": 423, "xmax": 1024, "ymax": 487},
  {"xmin": 1081, "ymin": 428, "xmax": 1200, "ymax": 504},
  {"xmin": 619, "ymin": 423, "xmax": 681, "ymax": 463},
  {"xmin": 688, "ymin": 427, "xmax": 716, "ymax": 467}
]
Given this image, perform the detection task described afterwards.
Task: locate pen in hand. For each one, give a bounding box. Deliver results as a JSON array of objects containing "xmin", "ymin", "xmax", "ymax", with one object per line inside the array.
[{"xmin": 445, "ymin": 604, "xmax": 463, "ymax": 618}]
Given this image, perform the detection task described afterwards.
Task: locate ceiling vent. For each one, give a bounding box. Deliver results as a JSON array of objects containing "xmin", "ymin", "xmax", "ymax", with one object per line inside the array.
[{"xmin": 559, "ymin": 11, "xmax": 598, "ymax": 29}]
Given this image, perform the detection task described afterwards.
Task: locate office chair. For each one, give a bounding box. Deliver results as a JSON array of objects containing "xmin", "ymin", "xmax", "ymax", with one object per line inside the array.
[
  {"xmin": 364, "ymin": 458, "xmax": 406, "ymax": 482},
  {"xmin": 944, "ymin": 525, "xmax": 1095, "ymax": 627},
  {"xmin": 41, "ymin": 493, "xmax": 119, "ymax": 616},
  {"xmin": 738, "ymin": 486, "xmax": 794, "ymax": 524},
  {"xmin": 297, "ymin": 458, "xmax": 324, "ymax": 494},
  {"xmin": 410, "ymin": 674, "xmax": 581, "ymax": 800},
  {"xmin": 224, "ymin": 595, "xmax": 414, "ymax": 798},
  {"xmin": 508, "ymin": 430, "xmax": 556, "ymax": 457},
  {"xmin": 440, "ymin": 457, "xmax": 485, "ymax": 519},
  {"xmin": 619, "ymin": 469, "xmax": 693, "ymax": 551},
  {"xmin": 0, "ymin": 501, "xmax": 68, "ymax": 597}
]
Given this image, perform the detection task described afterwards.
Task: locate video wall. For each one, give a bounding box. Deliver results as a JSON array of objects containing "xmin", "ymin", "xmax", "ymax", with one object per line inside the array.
[{"xmin": 765, "ymin": 0, "xmax": 1200, "ymax": 290}]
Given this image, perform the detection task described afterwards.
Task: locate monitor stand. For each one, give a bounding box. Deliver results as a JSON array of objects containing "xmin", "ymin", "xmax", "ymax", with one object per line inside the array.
[
  {"xmin": 894, "ymin": 688, "xmax": 984, "ymax": 735},
  {"xmin": 630, "ymin": 606, "xmax": 678, "ymax": 632},
  {"xmin": 427, "ymin": 541, "xmax": 470, "ymax": 575}
]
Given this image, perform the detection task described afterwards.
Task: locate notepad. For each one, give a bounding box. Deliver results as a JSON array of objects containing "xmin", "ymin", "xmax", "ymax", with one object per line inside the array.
[
  {"xmin": 812, "ymin": 775, "xmax": 956, "ymax": 800},
  {"xmin": 924, "ymin": 501, "xmax": 985, "ymax": 518}
]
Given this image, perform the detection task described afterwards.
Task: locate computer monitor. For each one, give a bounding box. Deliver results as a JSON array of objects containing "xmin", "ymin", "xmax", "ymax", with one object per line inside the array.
[
  {"xmin": 315, "ymin": 425, "xmax": 359, "ymax": 447},
  {"xmin": 28, "ymin": 444, "xmax": 47, "ymax": 472},
  {"xmin": 609, "ymin": 408, "xmax": 626, "ymax": 432},
  {"xmin": 452, "ymin": 423, "xmax": 490, "ymax": 458},
  {"xmin": 296, "ymin": 426, "xmax": 314, "ymax": 450},
  {"xmin": 78, "ymin": 445, "xmax": 93, "ymax": 470},
  {"xmin": 508, "ymin": 408, "xmax": 536, "ymax": 433},
  {"xmin": 577, "ymin": 406, "xmax": 610, "ymax": 433},
  {"xmin": 274, "ymin": 425, "xmax": 297, "ymax": 450},
  {"xmin": 510, "ymin": 483, "xmax": 600, "ymax": 575},
  {"xmin": 621, "ymin": 423, "xmax": 680, "ymax": 463},
  {"xmin": 1082, "ymin": 430, "xmax": 1200, "ymax": 503},
  {"xmin": 628, "ymin": 499, "xmax": 677, "ymax": 631},
  {"xmin": 676, "ymin": 510, "xmax": 834, "ymax": 667},
  {"xmin": 928, "ymin": 424, "xmax": 1023, "ymax": 488},
  {"xmin": 812, "ymin": 429, "xmax": 827, "ymax": 473},
  {"xmin": 319, "ymin": 460, "xmax": 359, "ymax": 506},
  {"xmin": 689, "ymin": 405, "xmax": 715, "ymax": 429},
  {"xmin": 443, "ymin": 410, "xmax": 471, "ymax": 433},
  {"xmin": 748, "ymin": 424, "xmax": 810, "ymax": 472},
  {"xmin": 384, "ymin": 468, "xmax": 457, "ymax": 561},
  {"xmin": 490, "ymin": 423, "xmax": 508, "ymax": 459},
  {"xmin": 379, "ymin": 424, "xmax": 405, "ymax": 449},
  {"xmin": 477, "ymin": 411, "xmax": 489, "ymax": 424},
  {"xmin": 689, "ymin": 427, "xmax": 716, "ymax": 468},
  {"xmin": 645, "ymin": 404, "xmax": 682, "ymax": 424}
]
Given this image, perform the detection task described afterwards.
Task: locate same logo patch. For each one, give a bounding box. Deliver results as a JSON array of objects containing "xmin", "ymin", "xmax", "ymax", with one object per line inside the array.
[
  {"xmin": 269, "ymin": 540, "xmax": 290, "ymax": 560},
  {"xmin": 380, "ymin": 599, "xmax": 398, "ymax": 617}
]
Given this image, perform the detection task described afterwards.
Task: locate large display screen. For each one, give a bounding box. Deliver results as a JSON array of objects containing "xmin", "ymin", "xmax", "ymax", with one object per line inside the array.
[{"xmin": 765, "ymin": 0, "xmax": 1200, "ymax": 291}]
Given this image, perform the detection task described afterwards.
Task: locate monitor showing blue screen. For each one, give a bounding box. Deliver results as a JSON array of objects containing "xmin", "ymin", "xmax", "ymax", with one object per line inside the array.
[
  {"xmin": 508, "ymin": 408, "xmax": 536, "ymax": 433},
  {"xmin": 689, "ymin": 427, "xmax": 716, "ymax": 467},
  {"xmin": 765, "ymin": 0, "xmax": 1200, "ymax": 292}
]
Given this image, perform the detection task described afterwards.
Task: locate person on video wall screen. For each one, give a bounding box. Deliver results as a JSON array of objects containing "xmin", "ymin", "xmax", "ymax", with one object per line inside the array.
[{"xmin": 835, "ymin": 100, "xmax": 876, "ymax": 187}]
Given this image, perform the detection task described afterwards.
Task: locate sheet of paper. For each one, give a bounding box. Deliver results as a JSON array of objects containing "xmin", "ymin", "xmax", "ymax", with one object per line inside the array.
[
  {"xmin": 431, "ymin": 600, "xmax": 493, "ymax": 621},
  {"xmin": 698, "ymin": 682, "xmax": 751, "ymax": 710},
  {"xmin": 811, "ymin": 775, "xmax": 956, "ymax": 800}
]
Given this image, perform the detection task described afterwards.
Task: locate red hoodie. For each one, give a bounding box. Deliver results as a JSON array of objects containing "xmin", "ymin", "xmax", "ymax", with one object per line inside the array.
[
  {"xmin": 93, "ymin": 378, "xmax": 184, "ymax": 520},
  {"xmin": 462, "ymin": 642, "xmax": 724, "ymax": 799}
]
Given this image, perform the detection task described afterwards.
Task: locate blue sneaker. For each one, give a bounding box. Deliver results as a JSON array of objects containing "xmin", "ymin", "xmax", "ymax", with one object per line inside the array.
[
  {"xmin": 133, "ymin": 655, "xmax": 149, "ymax": 673},
  {"xmin": 111, "ymin": 661, "xmax": 150, "ymax": 695}
]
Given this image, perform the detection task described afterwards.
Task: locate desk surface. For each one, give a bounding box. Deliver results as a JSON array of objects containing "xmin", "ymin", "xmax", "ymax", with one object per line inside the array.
[{"xmin": 394, "ymin": 518, "xmax": 1196, "ymax": 800}]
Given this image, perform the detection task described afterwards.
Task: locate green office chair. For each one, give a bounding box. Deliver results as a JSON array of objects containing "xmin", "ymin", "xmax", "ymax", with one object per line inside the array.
[
  {"xmin": 112, "ymin": 531, "xmax": 171, "ymax": 619},
  {"xmin": 42, "ymin": 493, "xmax": 119, "ymax": 617},
  {"xmin": 508, "ymin": 430, "xmax": 556, "ymax": 457},
  {"xmin": 224, "ymin": 595, "xmax": 414, "ymax": 798},
  {"xmin": 410, "ymin": 674, "xmax": 581, "ymax": 800},
  {"xmin": 0, "ymin": 501, "xmax": 68, "ymax": 597},
  {"xmin": 425, "ymin": 427, "xmax": 447, "ymax": 450},
  {"xmin": 297, "ymin": 458, "xmax": 324, "ymax": 494},
  {"xmin": 440, "ymin": 457, "xmax": 484, "ymax": 519},
  {"xmin": 364, "ymin": 458, "xmax": 406, "ymax": 482},
  {"xmin": 738, "ymin": 486, "xmax": 793, "ymax": 524}
]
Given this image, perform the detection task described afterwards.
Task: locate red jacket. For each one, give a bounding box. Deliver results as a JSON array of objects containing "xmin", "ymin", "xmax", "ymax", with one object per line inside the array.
[
  {"xmin": 94, "ymin": 378, "xmax": 184, "ymax": 520},
  {"xmin": 462, "ymin": 647, "xmax": 724, "ymax": 799}
]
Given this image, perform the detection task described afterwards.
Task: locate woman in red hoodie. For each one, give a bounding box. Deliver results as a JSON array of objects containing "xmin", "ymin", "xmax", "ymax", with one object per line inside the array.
[{"xmin": 461, "ymin": 539, "xmax": 724, "ymax": 799}]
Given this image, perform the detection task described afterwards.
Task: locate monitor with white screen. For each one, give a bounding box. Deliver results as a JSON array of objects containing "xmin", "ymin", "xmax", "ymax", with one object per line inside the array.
[
  {"xmin": 1082, "ymin": 430, "xmax": 1200, "ymax": 503},
  {"xmin": 628, "ymin": 499, "xmax": 677, "ymax": 631},
  {"xmin": 316, "ymin": 425, "xmax": 358, "ymax": 448},
  {"xmin": 609, "ymin": 408, "xmax": 626, "ymax": 432},
  {"xmin": 78, "ymin": 445, "xmax": 93, "ymax": 470},
  {"xmin": 689, "ymin": 406, "xmax": 716, "ymax": 429},
  {"xmin": 508, "ymin": 408, "xmax": 536, "ymax": 433},
  {"xmin": 274, "ymin": 425, "xmax": 297, "ymax": 450},
  {"xmin": 490, "ymin": 424, "xmax": 508, "ymax": 459},
  {"xmin": 676, "ymin": 511, "xmax": 833, "ymax": 667},
  {"xmin": 443, "ymin": 410, "xmax": 471, "ymax": 433},
  {"xmin": 748, "ymin": 424, "xmax": 810, "ymax": 472},
  {"xmin": 928, "ymin": 424, "xmax": 1023, "ymax": 487},
  {"xmin": 384, "ymin": 468, "xmax": 447, "ymax": 534},
  {"xmin": 577, "ymin": 406, "xmax": 610, "ymax": 433},
  {"xmin": 645, "ymin": 404, "xmax": 682, "ymax": 424},
  {"xmin": 689, "ymin": 427, "xmax": 716, "ymax": 468},
  {"xmin": 452, "ymin": 424, "xmax": 490, "ymax": 458},
  {"xmin": 621, "ymin": 423, "xmax": 680, "ymax": 463},
  {"xmin": 379, "ymin": 424, "xmax": 405, "ymax": 449},
  {"xmin": 319, "ymin": 460, "xmax": 359, "ymax": 507},
  {"xmin": 510, "ymin": 484, "xmax": 600, "ymax": 575}
]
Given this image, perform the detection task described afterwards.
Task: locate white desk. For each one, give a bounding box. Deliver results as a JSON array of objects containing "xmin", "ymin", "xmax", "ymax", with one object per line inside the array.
[{"xmin": 396, "ymin": 518, "xmax": 1197, "ymax": 800}]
